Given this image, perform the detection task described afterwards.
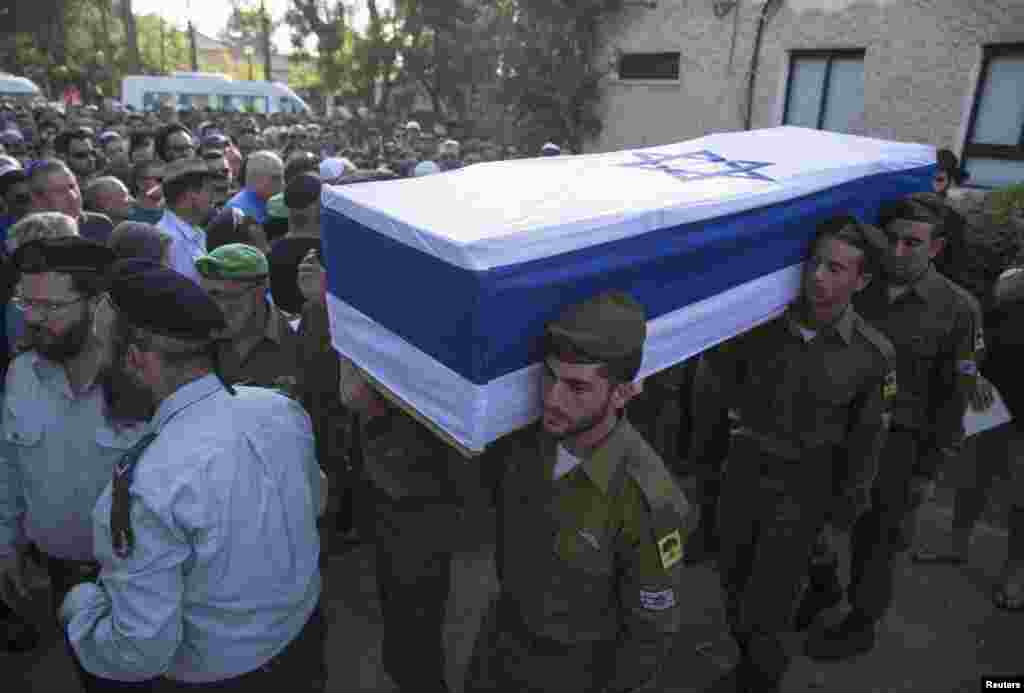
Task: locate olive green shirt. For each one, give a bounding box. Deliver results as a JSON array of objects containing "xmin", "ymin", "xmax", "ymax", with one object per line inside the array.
[
  {"xmin": 217, "ymin": 301, "xmax": 302, "ymax": 394},
  {"xmin": 696, "ymin": 304, "xmax": 894, "ymax": 491},
  {"xmin": 854, "ymin": 265, "xmax": 980, "ymax": 455},
  {"xmin": 486, "ymin": 417, "xmax": 694, "ymax": 691}
]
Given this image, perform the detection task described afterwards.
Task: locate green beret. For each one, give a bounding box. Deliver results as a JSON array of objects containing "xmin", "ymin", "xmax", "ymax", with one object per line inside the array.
[
  {"xmin": 546, "ymin": 290, "xmax": 647, "ymax": 362},
  {"xmin": 13, "ymin": 237, "xmax": 116, "ymax": 275},
  {"xmin": 109, "ymin": 259, "xmax": 226, "ymax": 341},
  {"xmin": 194, "ymin": 243, "xmax": 269, "ymax": 281}
]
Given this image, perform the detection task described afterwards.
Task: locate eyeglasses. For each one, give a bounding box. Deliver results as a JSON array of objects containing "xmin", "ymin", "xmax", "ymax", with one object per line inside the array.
[{"xmin": 11, "ymin": 294, "xmax": 87, "ymax": 318}]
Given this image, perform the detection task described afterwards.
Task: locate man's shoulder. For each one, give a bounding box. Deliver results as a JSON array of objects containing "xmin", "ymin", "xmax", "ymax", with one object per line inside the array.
[
  {"xmin": 850, "ymin": 310, "xmax": 896, "ymax": 363},
  {"xmin": 618, "ymin": 422, "xmax": 690, "ymax": 516}
]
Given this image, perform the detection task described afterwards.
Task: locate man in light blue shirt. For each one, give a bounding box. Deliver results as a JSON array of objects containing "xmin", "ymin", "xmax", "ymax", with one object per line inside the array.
[
  {"xmin": 61, "ymin": 261, "xmax": 326, "ymax": 690},
  {"xmin": 157, "ymin": 159, "xmax": 215, "ymax": 283},
  {"xmin": 224, "ymin": 150, "xmax": 284, "ymax": 225},
  {"xmin": 0, "ymin": 236, "xmax": 143, "ymax": 654}
]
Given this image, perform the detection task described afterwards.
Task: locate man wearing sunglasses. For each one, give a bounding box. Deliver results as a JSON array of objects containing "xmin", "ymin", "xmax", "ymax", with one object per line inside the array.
[{"xmin": 55, "ymin": 128, "xmax": 98, "ymax": 183}]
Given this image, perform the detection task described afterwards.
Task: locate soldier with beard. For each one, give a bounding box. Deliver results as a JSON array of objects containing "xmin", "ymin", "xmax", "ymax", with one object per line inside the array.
[
  {"xmin": 466, "ymin": 291, "xmax": 695, "ymax": 693},
  {"xmin": 0, "ymin": 236, "xmax": 146, "ymax": 655}
]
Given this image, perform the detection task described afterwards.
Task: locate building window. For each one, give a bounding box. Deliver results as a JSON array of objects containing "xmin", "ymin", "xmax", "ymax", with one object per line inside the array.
[
  {"xmin": 618, "ymin": 52, "xmax": 680, "ymax": 81},
  {"xmin": 783, "ymin": 50, "xmax": 865, "ymax": 135},
  {"xmin": 963, "ymin": 44, "xmax": 1024, "ymax": 189}
]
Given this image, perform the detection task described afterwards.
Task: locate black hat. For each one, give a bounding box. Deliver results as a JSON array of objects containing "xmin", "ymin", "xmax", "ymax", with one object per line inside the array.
[
  {"xmin": 284, "ymin": 172, "xmax": 322, "ymax": 209},
  {"xmin": 0, "ymin": 162, "xmax": 27, "ymax": 196},
  {"xmin": 546, "ymin": 290, "xmax": 647, "ymax": 362},
  {"xmin": 936, "ymin": 148, "xmax": 967, "ymax": 184},
  {"xmin": 108, "ymin": 259, "xmax": 226, "ymax": 341},
  {"xmin": 13, "ymin": 237, "xmax": 116, "ymax": 275}
]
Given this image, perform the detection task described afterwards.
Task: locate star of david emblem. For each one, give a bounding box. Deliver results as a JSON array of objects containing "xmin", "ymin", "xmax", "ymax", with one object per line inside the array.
[{"xmin": 619, "ymin": 150, "xmax": 775, "ymax": 183}]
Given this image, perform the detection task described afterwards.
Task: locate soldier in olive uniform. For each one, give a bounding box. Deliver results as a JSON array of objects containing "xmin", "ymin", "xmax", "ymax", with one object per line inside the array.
[
  {"xmin": 803, "ymin": 195, "xmax": 982, "ymax": 660},
  {"xmin": 697, "ymin": 218, "xmax": 895, "ymax": 692},
  {"xmin": 338, "ymin": 357, "xmax": 486, "ymax": 693},
  {"xmin": 466, "ymin": 290, "xmax": 696, "ymax": 693}
]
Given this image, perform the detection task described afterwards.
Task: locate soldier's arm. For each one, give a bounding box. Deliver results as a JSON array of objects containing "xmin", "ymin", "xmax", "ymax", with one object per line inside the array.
[
  {"xmin": 609, "ymin": 480, "xmax": 684, "ymax": 692},
  {"xmin": 688, "ymin": 345, "xmax": 738, "ymax": 501},
  {"xmin": 841, "ymin": 366, "xmax": 891, "ymax": 494},
  {"xmin": 926, "ymin": 298, "xmax": 978, "ymax": 462}
]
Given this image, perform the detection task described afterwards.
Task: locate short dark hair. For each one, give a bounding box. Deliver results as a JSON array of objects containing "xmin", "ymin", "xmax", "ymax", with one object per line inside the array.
[
  {"xmin": 156, "ymin": 123, "xmax": 193, "ymax": 161},
  {"xmin": 130, "ymin": 131, "xmax": 155, "ymax": 154},
  {"xmin": 55, "ymin": 127, "xmax": 93, "ymax": 156},
  {"xmin": 879, "ymin": 194, "xmax": 949, "ymax": 240},
  {"xmin": 810, "ymin": 214, "xmax": 881, "ymax": 277},
  {"xmin": 162, "ymin": 170, "xmax": 209, "ymax": 207},
  {"xmin": 544, "ymin": 333, "xmax": 642, "ymax": 385}
]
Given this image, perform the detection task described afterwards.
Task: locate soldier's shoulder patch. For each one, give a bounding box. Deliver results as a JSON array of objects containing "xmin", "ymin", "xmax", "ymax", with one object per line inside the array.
[
  {"xmin": 657, "ymin": 530, "xmax": 683, "ymax": 571},
  {"xmin": 640, "ymin": 588, "xmax": 677, "ymax": 611},
  {"xmin": 883, "ymin": 371, "xmax": 898, "ymax": 401}
]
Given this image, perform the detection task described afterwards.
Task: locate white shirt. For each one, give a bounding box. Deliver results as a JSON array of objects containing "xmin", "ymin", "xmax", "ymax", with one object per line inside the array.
[
  {"xmin": 63, "ymin": 375, "xmax": 323, "ymax": 683},
  {"xmin": 157, "ymin": 209, "xmax": 207, "ymax": 283},
  {"xmin": 0, "ymin": 352, "xmax": 146, "ymax": 561}
]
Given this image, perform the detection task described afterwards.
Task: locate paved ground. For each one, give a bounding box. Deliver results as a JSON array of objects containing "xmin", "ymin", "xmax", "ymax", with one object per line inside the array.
[{"xmin": 3, "ymin": 479, "xmax": 1022, "ymax": 692}]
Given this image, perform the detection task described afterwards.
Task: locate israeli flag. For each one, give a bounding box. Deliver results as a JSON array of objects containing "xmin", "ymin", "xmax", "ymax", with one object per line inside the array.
[{"xmin": 322, "ymin": 126, "xmax": 934, "ymax": 454}]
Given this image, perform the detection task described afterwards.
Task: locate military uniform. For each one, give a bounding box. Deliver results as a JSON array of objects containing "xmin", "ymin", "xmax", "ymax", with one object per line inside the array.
[
  {"xmin": 628, "ymin": 362, "xmax": 688, "ymax": 476},
  {"xmin": 466, "ymin": 290, "xmax": 695, "ymax": 693},
  {"xmin": 701, "ymin": 304, "xmax": 893, "ymax": 690},
  {"xmin": 467, "ymin": 418, "xmax": 693, "ymax": 693},
  {"xmin": 340, "ymin": 357, "xmax": 485, "ymax": 693},
  {"xmin": 805, "ymin": 263, "xmax": 979, "ymax": 659}
]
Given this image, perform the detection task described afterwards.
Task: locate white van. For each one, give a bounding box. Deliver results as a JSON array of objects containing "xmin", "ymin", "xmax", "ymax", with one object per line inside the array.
[
  {"xmin": 121, "ymin": 73, "xmax": 311, "ymax": 115},
  {"xmin": 0, "ymin": 73, "xmax": 42, "ymax": 98}
]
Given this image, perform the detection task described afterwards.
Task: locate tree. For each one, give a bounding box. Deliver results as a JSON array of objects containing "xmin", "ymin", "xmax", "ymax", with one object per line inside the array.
[
  {"xmin": 496, "ymin": 0, "xmax": 620, "ymax": 153},
  {"xmin": 120, "ymin": 0, "xmax": 142, "ymax": 75}
]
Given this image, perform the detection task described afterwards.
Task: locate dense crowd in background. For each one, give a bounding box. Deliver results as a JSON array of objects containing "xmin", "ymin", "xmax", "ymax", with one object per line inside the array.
[{"xmin": 0, "ymin": 94, "xmax": 1023, "ymax": 693}]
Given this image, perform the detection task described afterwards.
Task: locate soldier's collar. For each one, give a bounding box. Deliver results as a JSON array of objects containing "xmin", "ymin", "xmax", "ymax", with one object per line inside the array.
[
  {"xmin": 784, "ymin": 303, "xmax": 854, "ymax": 345},
  {"xmin": 578, "ymin": 415, "xmax": 630, "ymax": 495},
  {"xmin": 909, "ymin": 265, "xmax": 945, "ymax": 303}
]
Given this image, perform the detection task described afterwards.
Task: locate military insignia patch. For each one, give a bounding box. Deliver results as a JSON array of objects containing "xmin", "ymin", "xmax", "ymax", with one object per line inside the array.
[
  {"xmin": 883, "ymin": 371, "xmax": 898, "ymax": 400},
  {"xmin": 657, "ymin": 530, "xmax": 683, "ymax": 570},
  {"xmin": 640, "ymin": 589, "xmax": 677, "ymax": 611}
]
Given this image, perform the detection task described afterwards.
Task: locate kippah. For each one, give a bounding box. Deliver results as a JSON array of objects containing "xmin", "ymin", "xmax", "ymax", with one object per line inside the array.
[{"xmin": 284, "ymin": 172, "xmax": 322, "ymax": 209}]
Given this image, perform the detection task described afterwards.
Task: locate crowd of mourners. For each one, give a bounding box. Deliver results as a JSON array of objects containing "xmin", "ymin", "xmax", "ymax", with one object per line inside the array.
[{"xmin": 0, "ymin": 95, "xmax": 1022, "ymax": 693}]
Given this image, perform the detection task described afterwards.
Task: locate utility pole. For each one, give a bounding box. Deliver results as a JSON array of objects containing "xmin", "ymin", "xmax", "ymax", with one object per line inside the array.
[
  {"xmin": 261, "ymin": 0, "xmax": 273, "ymax": 82},
  {"xmin": 187, "ymin": 1, "xmax": 199, "ymax": 72}
]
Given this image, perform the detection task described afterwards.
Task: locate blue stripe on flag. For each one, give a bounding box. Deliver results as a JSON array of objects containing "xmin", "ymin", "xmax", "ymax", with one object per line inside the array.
[{"xmin": 323, "ymin": 165, "xmax": 932, "ymax": 385}]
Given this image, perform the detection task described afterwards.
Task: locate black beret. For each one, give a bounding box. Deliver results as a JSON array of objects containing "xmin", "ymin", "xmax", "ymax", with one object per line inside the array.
[
  {"xmin": 13, "ymin": 237, "xmax": 116, "ymax": 275},
  {"xmin": 284, "ymin": 172, "xmax": 322, "ymax": 209},
  {"xmin": 108, "ymin": 259, "xmax": 227, "ymax": 341}
]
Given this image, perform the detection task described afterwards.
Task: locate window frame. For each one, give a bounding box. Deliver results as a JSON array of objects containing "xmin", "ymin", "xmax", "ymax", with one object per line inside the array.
[
  {"xmin": 616, "ymin": 52, "xmax": 681, "ymax": 82},
  {"xmin": 782, "ymin": 48, "xmax": 866, "ymax": 131},
  {"xmin": 963, "ymin": 43, "xmax": 1024, "ymax": 165}
]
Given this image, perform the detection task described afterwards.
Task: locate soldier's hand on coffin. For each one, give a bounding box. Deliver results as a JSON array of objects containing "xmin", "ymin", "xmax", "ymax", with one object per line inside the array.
[
  {"xmin": 297, "ymin": 249, "xmax": 325, "ymax": 306},
  {"xmin": 338, "ymin": 357, "xmax": 388, "ymax": 418},
  {"xmin": 968, "ymin": 376, "xmax": 995, "ymax": 412}
]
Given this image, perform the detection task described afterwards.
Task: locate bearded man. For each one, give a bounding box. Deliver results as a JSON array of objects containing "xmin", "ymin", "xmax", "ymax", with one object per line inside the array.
[{"xmin": 0, "ymin": 234, "xmax": 148, "ymax": 660}]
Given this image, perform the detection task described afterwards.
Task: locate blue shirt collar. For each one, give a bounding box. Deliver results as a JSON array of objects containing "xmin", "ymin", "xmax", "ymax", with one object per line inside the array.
[{"xmin": 151, "ymin": 373, "xmax": 223, "ymax": 434}]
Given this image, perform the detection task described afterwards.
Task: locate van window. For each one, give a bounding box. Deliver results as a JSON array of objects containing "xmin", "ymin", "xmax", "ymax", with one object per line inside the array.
[{"xmin": 143, "ymin": 92, "xmax": 176, "ymax": 111}]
